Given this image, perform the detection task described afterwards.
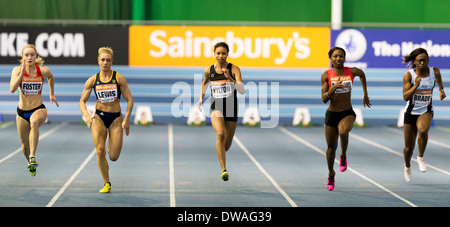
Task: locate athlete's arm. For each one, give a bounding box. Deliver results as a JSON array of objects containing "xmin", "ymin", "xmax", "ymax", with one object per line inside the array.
[
  {"xmin": 231, "ymin": 65, "xmax": 245, "ymax": 95},
  {"xmin": 402, "ymin": 71, "xmax": 420, "ymax": 101},
  {"xmin": 321, "ymin": 71, "xmax": 332, "ymax": 103},
  {"xmin": 79, "ymin": 76, "xmax": 95, "ymax": 128},
  {"xmin": 9, "ymin": 64, "xmax": 24, "ymax": 93},
  {"xmin": 434, "ymin": 67, "xmax": 446, "ymax": 101},
  {"xmin": 41, "ymin": 66, "xmax": 59, "ymax": 107},
  {"xmin": 117, "ymin": 73, "xmax": 134, "ymax": 136},
  {"xmin": 352, "ymin": 67, "xmax": 371, "ymax": 108},
  {"xmin": 197, "ymin": 68, "xmax": 210, "ymax": 111}
]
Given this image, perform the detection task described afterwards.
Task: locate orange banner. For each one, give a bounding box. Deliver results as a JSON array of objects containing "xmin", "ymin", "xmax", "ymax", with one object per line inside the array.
[{"xmin": 129, "ymin": 25, "xmax": 330, "ymax": 68}]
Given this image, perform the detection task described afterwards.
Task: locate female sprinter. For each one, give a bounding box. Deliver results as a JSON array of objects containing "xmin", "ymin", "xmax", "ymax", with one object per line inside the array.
[
  {"xmin": 197, "ymin": 42, "xmax": 245, "ymax": 181},
  {"xmin": 79, "ymin": 47, "xmax": 134, "ymax": 193},
  {"xmin": 402, "ymin": 48, "xmax": 445, "ymax": 182},
  {"xmin": 321, "ymin": 47, "xmax": 371, "ymax": 191},
  {"xmin": 10, "ymin": 44, "xmax": 59, "ymax": 176}
]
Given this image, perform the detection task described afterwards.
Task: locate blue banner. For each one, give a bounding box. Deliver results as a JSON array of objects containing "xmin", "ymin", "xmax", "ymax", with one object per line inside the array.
[{"xmin": 331, "ymin": 29, "xmax": 450, "ymax": 69}]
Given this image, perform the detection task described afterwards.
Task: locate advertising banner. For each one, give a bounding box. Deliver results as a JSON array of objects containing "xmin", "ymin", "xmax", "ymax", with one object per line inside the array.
[
  {"xmin": 331, "ymin": 29, "xmax": 450, "ymax": 69},
  {"xmin": 0, "ymin": 27, "xmax": 128, "ymax": 65},
  {"xmin": 129, "ymin": 25, "xmax": 330, "ymax": 68}
]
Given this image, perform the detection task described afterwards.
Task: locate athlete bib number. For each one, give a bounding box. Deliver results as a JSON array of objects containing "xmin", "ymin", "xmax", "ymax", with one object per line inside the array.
[
  {"xmin": 95, "ymin": 84, "xmax": 119, "ymax": 103},
  {"xmin": 20, "ymin": 82, "xmax": 42, "ymax": 95},
  {"xmin": 329, "ymin": 75, "xmax": 353, "ymax": 94},
  {"xmin": 211, "ymin": 81, "xmax": 233, "ymax": 98},
  {"xmin": 412, "ymin": 89, "xmax": 432, "ymax": 106}
]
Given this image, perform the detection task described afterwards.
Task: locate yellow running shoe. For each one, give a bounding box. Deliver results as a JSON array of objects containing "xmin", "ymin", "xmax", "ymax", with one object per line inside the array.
[
  {"xmin": 99, "ymin": 182, "xmax": 111, "ymax": 193},
  {"xmin": 221, "ymin": 170, "xmax": 229, "ymax": 181}
]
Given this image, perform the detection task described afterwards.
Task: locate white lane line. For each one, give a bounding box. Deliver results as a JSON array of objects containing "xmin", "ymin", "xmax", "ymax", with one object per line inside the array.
[
  {"xmin": 0, "ymin": 124, "xmax": 63, "ymax": 164},
  {"xmin": 233, "ymin": 135, "xmax": 298, "ymax": 207},
  {"xmin": 168, "ymin": 124, "xmax": 176, "ymax": 207},
  {"xmin": 46, "ymin": 148, "xmax": 96, "ymax": 207},
  {"xmin": 278, "ymin": 126, "xmax": 417, "ymax": 207},
  {"xmin": 376, "ymin": 127, "xmax": 450, "ymax": 176},
  {"xmin": 0, "ymin": 121, "xmax": 14, "ymax": 129}
]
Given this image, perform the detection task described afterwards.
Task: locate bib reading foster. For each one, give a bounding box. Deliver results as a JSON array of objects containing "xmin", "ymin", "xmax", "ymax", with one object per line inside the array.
[
  {"xmin": 93, "ymin": 71, "xmax": 121, "ymax": 103},
  {"xmin": 19, "ymin": 65, "xmax": 44, "ymax": 95}
]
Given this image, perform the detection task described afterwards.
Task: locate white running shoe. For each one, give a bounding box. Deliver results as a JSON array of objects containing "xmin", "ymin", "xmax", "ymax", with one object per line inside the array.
[
  {"xmin": 404, "ymin": 165, "xmax": 411, "ymax": 182},
  {"xmin": 417, "ymin": 156, "xmax": 427, "ymax": 172}
]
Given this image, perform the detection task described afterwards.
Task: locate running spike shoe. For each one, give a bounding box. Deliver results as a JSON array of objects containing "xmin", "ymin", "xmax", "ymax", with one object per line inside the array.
[
  {"xmin": 29, "ymin": 156, "xmax": 38, "ymax": 167},
  {"xmin": 417, "ymin": 156, "xmax": 427, "ymax": 172},
  {"xmin": 221, "ymin": 170, "xmax": 229, "ymax": 181},
  {"xmin": 99, "ymin": 182, "xmax": 111, "ymax": 193},
  {"xmin": 327, "ymin": 175, "xmax": 335, "ymax": 191},
  {"xmin": 404, "ymin": 165, "xmax": 411, "ymax": 182},
  {"xmin": 339, "ymin": 155, "xmax": 347, "ymax": 172},
  {"xmin": 28, "ymin": 164, "xmax": 36, "ymax": 176}
]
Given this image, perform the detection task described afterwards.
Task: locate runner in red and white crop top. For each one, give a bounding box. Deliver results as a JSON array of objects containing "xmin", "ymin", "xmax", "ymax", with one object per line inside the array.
[
  {"xmin": 320, "ymin": 47, "xmax": 371, "ymax": 192},
  {"xmin": 9, "ymin": 44, "xmax": 59, "ymax": 177},
  {"xmin": 327, "ymin": 67, "xmax": 354, "ymax": 94},
  {"xmin": 18, "ymin": 65, "xmax": 44, "ymax": 95}
]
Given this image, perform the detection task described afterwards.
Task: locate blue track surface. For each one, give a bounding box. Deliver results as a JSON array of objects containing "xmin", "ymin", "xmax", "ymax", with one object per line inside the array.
[
  {"xmin": 2, "ymin": 122, "xmax": 450, "ymax": 207},
  {"xmin": 2, "ymin": 65, "xmax": 450, "ymax": 126}
]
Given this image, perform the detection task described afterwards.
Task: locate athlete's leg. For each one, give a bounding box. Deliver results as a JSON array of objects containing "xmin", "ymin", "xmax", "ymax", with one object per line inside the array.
[
  {"xmin": 324, "ymin": 124, "xmax": 339, "ymax": 176},
  {"xmin": 211, "ymin": 111, "xmax": 227, "ymax": 172},
  {"xmin": 92, "ymin": 114, "xmax": 109, "ymax": 183},
  {"xmin": 107, "ymin": 115, "xmax": 124, "ymax": 162},
  {"xmin": 28, "ymin": 108, "xmax": 47, "ymax": 157},
  {"xmin": 224, "ymin": 121, "xmax": 237, "ymax": 151},
  {"xmin": 337, "ymin": 115, "xmax": 355, "ymax": 158},
  {"xmin": 416, "ymin": 112, "xmax": 433, "ymax": 158},
  {"xmin": 16, "ymin": 115, "xmax": 31, "ymax": 162},
  {"xmin": 403, "ymin": 123, "xmax": 417, "ymax": 168}
]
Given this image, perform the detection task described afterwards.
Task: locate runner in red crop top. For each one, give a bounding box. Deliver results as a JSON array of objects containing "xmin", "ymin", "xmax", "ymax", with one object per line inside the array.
[{"xmin": 320, "ymin": 47, "xmax": 371, "ymax": 191}]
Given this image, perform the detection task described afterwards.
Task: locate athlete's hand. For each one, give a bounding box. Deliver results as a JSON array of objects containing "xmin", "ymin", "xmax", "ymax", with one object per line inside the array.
[
  {"xmin": 414, "ymin": 76, "xmax": 421, "ymax": 87},
  {"xmin": 197, "ymin": 99, "xmax": 203, "ymax": 112},
  {"xmin": 19, "ymin": 62, "xmax": 26, "ymax": 76},
  {"xmin": 333, "ymin": 77, "xmax": 345, "ymax": 89},
  {"xmin": 440, "ymin": 90, "xmax": 446, "ymax": 101},
  {"xmin": 50, "ymin": 94, "xmax": 59, "ymax": 107},
  {"xmin": 85, "ymin": 115, "xmax": 94, "ymax": 128},
  {"xmin": 363, "ymin": 95, "xmax": 372, "ymax": 108},
  {"xmin": 122, "ymin": 120, "xmax": 130, "ymax": 136},
  {"xmin": 222, "ymin": 68, "xmax": 230, "ymax": 79}
]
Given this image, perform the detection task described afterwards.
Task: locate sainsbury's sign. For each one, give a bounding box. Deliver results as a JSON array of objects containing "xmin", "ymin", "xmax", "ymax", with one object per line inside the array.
[{"xmin": 129, "ymin": 25, "xmax": 330, "ymax": 68}]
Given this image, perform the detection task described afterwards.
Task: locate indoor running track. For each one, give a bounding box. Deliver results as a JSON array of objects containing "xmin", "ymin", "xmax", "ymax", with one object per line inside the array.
[{"xmin": 1, "ymin": 122, "xmax": 450, "ymax": 207}]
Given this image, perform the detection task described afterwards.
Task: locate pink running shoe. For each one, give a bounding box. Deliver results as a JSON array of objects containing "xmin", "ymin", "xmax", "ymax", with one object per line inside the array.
[
  {"xmin": 327, "ymin": 175, "xmax": 335, "ymax": 191},
  {"xmin": 339, "ymin": 156, "xmax": 347, "ymax": 172}
]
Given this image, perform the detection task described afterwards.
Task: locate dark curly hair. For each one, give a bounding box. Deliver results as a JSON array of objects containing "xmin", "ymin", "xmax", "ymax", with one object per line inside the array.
[{"xmin": 403, "ymin": 48, "xmax": 428, "ymax": 68}]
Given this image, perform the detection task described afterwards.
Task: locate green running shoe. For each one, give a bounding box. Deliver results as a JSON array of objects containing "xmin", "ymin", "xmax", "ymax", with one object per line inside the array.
[
  {"xmin": 28, "ymin": 164, "xmax": 36, "ymax": 176},
  {"xmin": 28, "ymin": 157, "xmax": 38, "ymax": 176},
  {"xmin": 29, "ymin": 156, "xmax": 38, "ymax": 167}
]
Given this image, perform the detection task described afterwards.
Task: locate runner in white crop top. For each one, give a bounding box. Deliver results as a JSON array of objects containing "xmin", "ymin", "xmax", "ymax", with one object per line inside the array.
[
  {"xmin": 401, "ymin": 47, "xmax": 446, "ymax": 182},
  {"xmin": 405, "ymin": 67, "xmax": 436, "ymax": 115}
]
